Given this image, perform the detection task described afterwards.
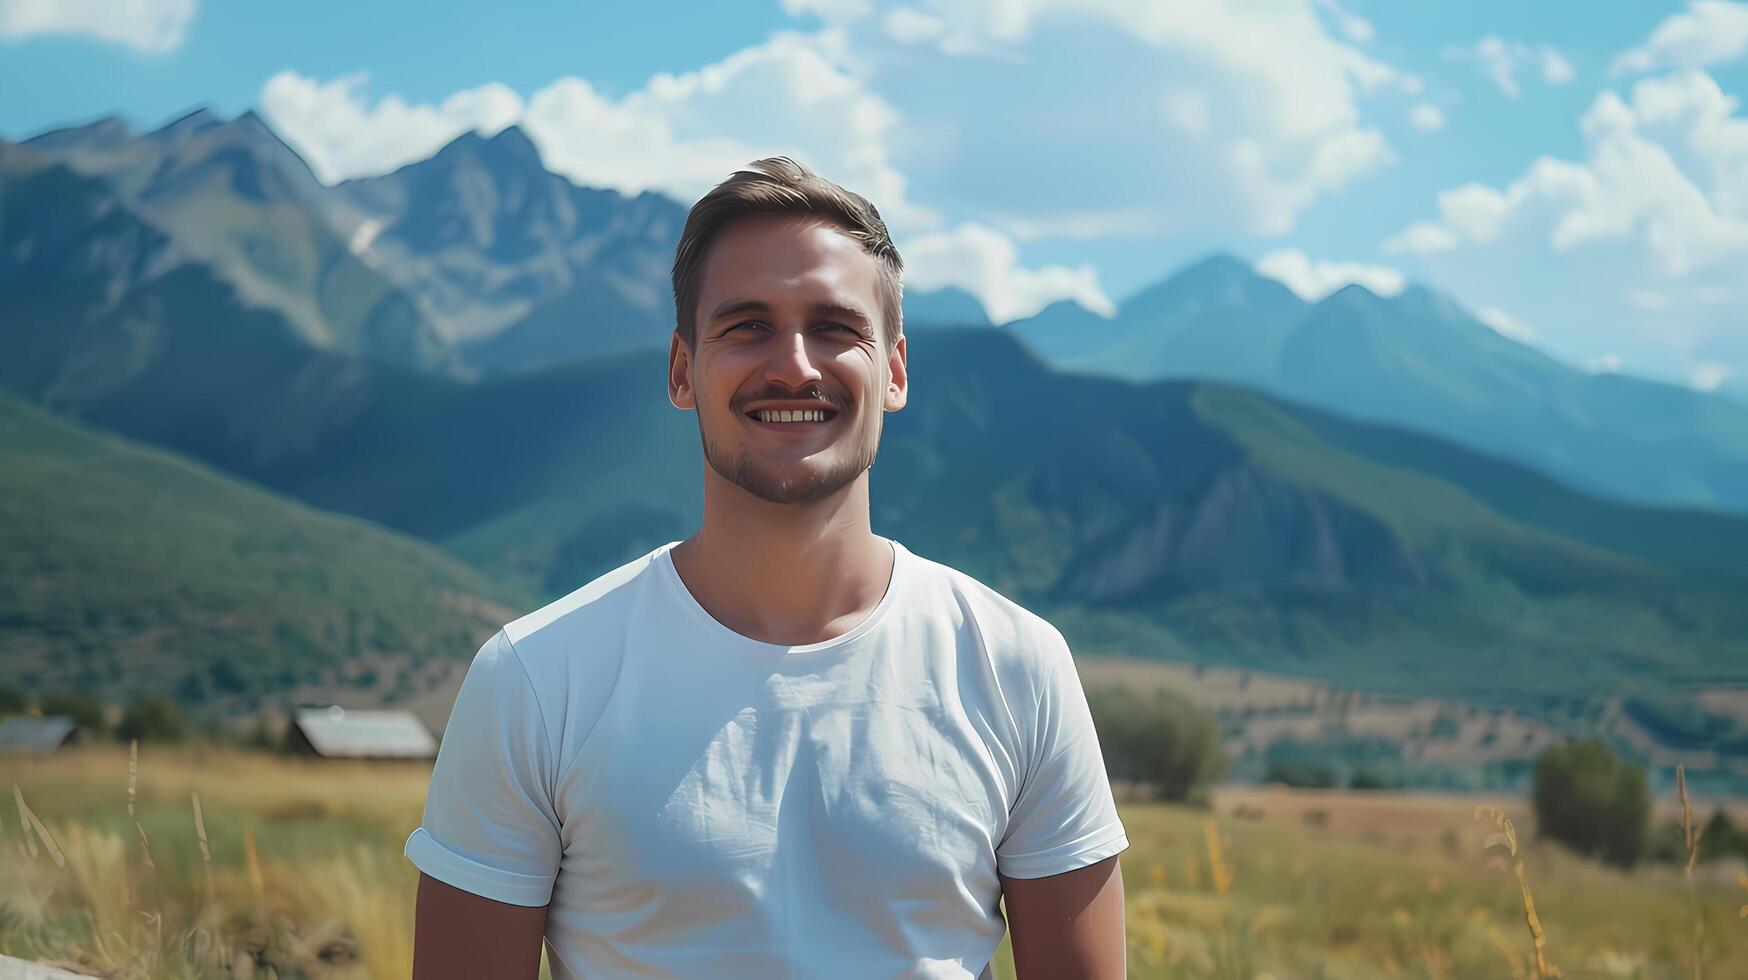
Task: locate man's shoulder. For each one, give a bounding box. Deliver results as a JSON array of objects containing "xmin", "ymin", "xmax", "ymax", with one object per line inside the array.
[
  {"xmin": 499, "ymin": 543, "xmax": 666, "ymax": 659},
  {"xmin": 906, "ymin": 546, "xmax": 1064, "ymax": 657}
]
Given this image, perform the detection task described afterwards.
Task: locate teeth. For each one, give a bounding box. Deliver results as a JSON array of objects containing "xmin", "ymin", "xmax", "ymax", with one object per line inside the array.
[{"xmin": 753, "ymin": 409, "xmax": 829, "ymax": 422}]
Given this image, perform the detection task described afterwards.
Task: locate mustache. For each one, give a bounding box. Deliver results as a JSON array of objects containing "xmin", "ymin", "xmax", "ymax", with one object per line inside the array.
[{"xmin": 738, "ymin": 388, "xmax": 844, "ymax": 411}]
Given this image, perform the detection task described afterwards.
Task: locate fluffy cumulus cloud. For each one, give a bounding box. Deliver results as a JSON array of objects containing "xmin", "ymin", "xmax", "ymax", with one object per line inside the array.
[
  {"xmin": 1315, "ymin": 0, "xmax": 1373, "ymax": 44},
  {"xmin": 0, "ymin": 0, "xmax": 194, "ymax": 53},
  {"xmin": 260, "ymin": 72, "xmax": 523, "ymax": 185},
  {"xmin": 1475, "ymin": 307, "xmax": 1536, "ymax": 342},
  {"xmin": 1449, "ymin": 36, "xmax": 1576, "ymax": 98},
  {"xmin": 899, "ymin": 223, "xmax": 1113, "ymax": 322},
  {"xmin": 1253, "ymin": 249, "xmax": 1404, "ymax": 301},
  {"xmin": 1383, "ymin": 69, "xmax": 1748, "ymax": 388},
  {"xmin": 1408, "ymin": 103, "xmax": 1445, "ymax": 132},
  {"xmin": 1611, "ymin": 1, "xmax": 1748, "ymax": 75},
  {"xmin": 1387, "ymin": 72, "xmax": 1748, "ymax": 274},
  {"xmin": 1690, "ymin": 361, "xmax": 1734, "ymax": 390},
  {"xmin": 258, "ymin": 2, "xmax": 1420, "ymax": 353},
  {"xmin": 260, "ymin": 31, "xmax": 938, "ymax": 234},
  {"xmin": 853, "ymin": 0, "xmax": 1409, "ymax": 236},
  {"xmin": 260, "ymin": 29, "xmax": 1129, "ymax": 319}
]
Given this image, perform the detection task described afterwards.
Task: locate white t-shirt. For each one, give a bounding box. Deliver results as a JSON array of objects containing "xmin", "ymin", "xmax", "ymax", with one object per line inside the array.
[{"xmin": 404, "ymin": 537, "xmax": 1128, "ymax": 979}]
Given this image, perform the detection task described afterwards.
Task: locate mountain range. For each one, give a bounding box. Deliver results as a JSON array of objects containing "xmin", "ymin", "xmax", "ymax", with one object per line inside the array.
[
  {"xmin": 1006, "ymin": 256, "xmax": 1748, "ymax": 516},
  {"xmin": 4, "ymin": 107, "xmax": 1748, "ymax": 761},
  {"xmin": 12, "ymin": 108, "xmax": 1748, "ymax": 522}
]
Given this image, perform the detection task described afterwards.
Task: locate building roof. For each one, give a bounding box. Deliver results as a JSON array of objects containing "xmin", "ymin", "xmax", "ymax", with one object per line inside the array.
[
  {"xmin": 292, "ymin": 705, "xmax": 437, "ymax": 758},
  {"xmin": 0, "ymin": 715, "xmax": 78, "ymax": 754}
]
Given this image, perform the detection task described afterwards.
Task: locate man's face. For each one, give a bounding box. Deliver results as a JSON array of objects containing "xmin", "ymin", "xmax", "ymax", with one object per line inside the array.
[{"xmin": 669, "ymin": 213, "xmax": 907, "ymax": 506}]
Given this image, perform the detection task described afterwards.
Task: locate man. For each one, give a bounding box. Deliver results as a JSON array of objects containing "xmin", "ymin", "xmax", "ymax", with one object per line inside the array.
[{"xmin": 405, "ymin": 157, "xmax": 1129, "ymax": 979}]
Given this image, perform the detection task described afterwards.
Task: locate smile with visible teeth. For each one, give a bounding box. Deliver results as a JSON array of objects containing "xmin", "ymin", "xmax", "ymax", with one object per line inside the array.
[{"xmin": 749, "ymin": 409, "xmax": 833, "ymax": 423}]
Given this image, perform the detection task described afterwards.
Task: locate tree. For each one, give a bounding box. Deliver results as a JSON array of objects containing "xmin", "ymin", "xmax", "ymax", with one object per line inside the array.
[
  {"xmin": 0, "ymin": 684, "xmax": 26, "ymax": 717},
  {"xmin": 1264, "ymin": 759, "xmax": 1338, "ymax": 789},
  {"xmin": 1700, "ymin": 807, "xmax": 1748, "ymax": 863},
  {"xmin": 117, "ymin": 697, "xmax": 185, "ymax": 743},
  {"xmin": 38, "ymin": 691, "xmax": 108, "ymax": 735},
  {"xmin": 1085, "ymin": 685, "xmax": 1227, "ymax": 803},
  {"xmin": 1531, "ymin": 739, "xmax": 1650, "ymax": 869}
]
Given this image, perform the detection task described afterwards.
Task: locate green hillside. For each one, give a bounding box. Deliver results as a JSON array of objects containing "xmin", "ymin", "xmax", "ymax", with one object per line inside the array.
[
  {"xmin": 243, "ymin": 328, "xmax": 1748, "ymax": 710},
  {"xmin": 0, "ymin": 392, "xmax": 525, "ymax": 711}
]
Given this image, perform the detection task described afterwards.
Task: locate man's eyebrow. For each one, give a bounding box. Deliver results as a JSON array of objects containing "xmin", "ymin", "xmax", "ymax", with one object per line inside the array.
[{"xmin": 709, "ymin": 299, "xmax": 874, "ymax": 330}]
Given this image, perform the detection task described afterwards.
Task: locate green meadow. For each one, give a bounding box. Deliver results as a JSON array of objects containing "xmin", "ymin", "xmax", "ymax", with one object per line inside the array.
[{"xmin": 3, "ymin": 745, "xmax": 1742, "ymax": 978}]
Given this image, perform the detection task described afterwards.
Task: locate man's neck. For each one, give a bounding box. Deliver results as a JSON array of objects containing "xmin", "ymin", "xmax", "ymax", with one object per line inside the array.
[{"xmin": 671, "ymin": 478, "xmax": 894, "ymax": 647}]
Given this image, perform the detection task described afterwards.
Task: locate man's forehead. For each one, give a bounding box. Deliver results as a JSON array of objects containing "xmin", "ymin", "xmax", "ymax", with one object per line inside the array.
[{"xmin": 697, "ymin": 214, "xmax": 881, "ymax": 309}]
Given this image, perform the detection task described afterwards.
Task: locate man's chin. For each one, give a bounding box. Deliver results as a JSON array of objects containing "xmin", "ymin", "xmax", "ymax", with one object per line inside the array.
[{"xmin": 718, "ymin": 462, "xmax": 858, "ymax": 505}]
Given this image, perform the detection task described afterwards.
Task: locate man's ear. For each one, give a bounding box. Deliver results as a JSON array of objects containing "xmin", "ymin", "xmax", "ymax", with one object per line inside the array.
[
  {"xmin": 668, "ymin": 331, "xmax": 695, "ymax": 410},
  {"xmin": 884, "ymin": 332, "xmax": 907, "ymax": 412}
]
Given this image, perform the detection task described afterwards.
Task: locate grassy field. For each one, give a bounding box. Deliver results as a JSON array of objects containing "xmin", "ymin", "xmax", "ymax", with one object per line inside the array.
[{"xmin": 1, "ymin": 746, "xmax": 1744, "ymax": 978}]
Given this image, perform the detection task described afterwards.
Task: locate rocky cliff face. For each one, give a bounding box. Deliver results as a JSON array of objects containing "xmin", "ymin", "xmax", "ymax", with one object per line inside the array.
[{"xmin": 1058, "ymin": 463, "xmax": 1429, "ymax": 602}]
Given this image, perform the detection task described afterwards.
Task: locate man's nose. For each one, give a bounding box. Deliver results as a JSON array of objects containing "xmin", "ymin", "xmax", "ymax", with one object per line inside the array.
[{"xmin": 763, "ymin": 327, "xmax": 826, "ymax": 387}]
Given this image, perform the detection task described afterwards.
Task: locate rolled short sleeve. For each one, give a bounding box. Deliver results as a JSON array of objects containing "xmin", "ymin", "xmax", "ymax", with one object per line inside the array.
[
  {"xmin": 995, "ymin": 623, "xmax": 1129, "ymax": 879},
  {"xmin": 404, "ymin": 630, "xmax": 562, "ymax": 906}
]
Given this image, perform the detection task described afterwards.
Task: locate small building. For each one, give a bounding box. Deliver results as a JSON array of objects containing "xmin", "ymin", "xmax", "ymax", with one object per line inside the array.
[
  {"xmin": 286, "ymin": 705, "xmax": 437, "ymax": 760},
  {"xmin": 0, "ymin": 715, "xmax": 81, "ymax": 755}
]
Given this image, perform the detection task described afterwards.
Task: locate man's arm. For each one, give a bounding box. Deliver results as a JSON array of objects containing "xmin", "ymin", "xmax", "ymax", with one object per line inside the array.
[
  {"xmin": 412, "ymin": 872, "xmax": 549, "ymax": 980},
  {"xmin": 1000, "ymin": 855, "xmax": 1127, "ymax": 980}
]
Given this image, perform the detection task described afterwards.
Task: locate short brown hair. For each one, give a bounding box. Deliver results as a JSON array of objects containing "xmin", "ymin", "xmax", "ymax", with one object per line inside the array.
[{"xmin": 671, "ymin": 156, "xmax": 904, "ymax": 353}]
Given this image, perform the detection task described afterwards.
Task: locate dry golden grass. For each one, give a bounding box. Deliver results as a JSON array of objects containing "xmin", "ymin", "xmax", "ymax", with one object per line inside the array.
[{"xmin": 3, "ymin": 745, "xmax": 1745, "ymax": 978}]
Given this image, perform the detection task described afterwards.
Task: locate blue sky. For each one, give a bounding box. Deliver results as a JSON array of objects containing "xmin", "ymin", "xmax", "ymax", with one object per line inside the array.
[{"xmin": 4, "ymin": 0, "xmax": 1747, "ymax": 394}]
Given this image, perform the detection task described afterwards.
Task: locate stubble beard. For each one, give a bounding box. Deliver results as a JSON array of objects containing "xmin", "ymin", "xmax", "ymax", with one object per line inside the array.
[{"xmin": 701, "ymin": 408, "xmax": 882, "ymax": 506}]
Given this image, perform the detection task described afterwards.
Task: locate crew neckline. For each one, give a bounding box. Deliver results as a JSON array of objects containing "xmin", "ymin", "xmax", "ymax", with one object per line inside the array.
[{"xmin": 655, "ymin": 537, "xmax": 911, "ymax": 656}]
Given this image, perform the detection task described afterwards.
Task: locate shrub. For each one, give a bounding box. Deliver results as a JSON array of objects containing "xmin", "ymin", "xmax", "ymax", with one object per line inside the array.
[
  {"xmin": 117, "ymin": 696, "xmax": 186, "ymax": 743},
  {"xmin": 1700, "ymin": 808, "xmax": 1748, "ymax": 863},
  {"xmin": 38, "ymin": 690, "xmax": 109, "ymax": 734},
  {"xmin": 1085, "ymin": 685, "xmax": 1227, "ymax": 803},
  {"xmin": 1265, "ymin": 760, "xmax": 1338, "ymax": 789},
  {"xmin": 1348, "ymin": 769, "xmax": 1391, "ymax": 791},
  {"xmin": 0, "ymin": 683, "xmax": 27, "ymax": 716},
  {"xmin": 1531, "ymin": 739, "xmax": 1649, "ymax": 869}
]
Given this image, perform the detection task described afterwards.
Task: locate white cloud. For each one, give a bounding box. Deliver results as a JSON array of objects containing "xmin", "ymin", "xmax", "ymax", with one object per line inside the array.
[
  {"xmin": 1612, "ymin": 1, "xmax": 1748, "ymax": 75},
  {"xmin": 260, "ymin": 72, "xmax": 523, "ymax": 184},
  {"xmin": 260, "ymin": 31, "xmax": 938, "ymax": 234},
  {"xmin": 854, "ymin": 0, "xmax": 1405, "ymax": 235},
  {"xmin": 1450, "ymin": 37, "xmax": 1577, "ymax": 98},
  {"xmin": 262, "ymin": 30, "xmax": 1151, "ymax": 320},
  {"xmin": 1541, "ymin": 47, "xmax": 1576, "ymax": 84},
  {"xmin": 1408, "ymin": 103, "xmax": 1445, "ymax": 132},
  {"xmin": 1383, "ymin": 221, "xmax": 1459, "ymax": 254},
  {"xmin": 1253, "ymin": 249, "xmax": 1405, "ymax": 301},
  {"xmin": 530, "ymin": 31, "xmax": 934, "ymax": 232},
  {"xmin": 0, "ymin": 0, "xmax": 194, "ymax": 53},
  {"xmin": 1474, "ymin": 37, "xmax": 1521, "ymax": 97},
  {"xmin": 781, "ymin": 0, "xmax": 873, "ymax": 20},
  {"xmin": 986, "ymin": 207, "xmax": 1169, "ymax": 241},
  {"xmin": 900, "ymin": 222, "xmax": 1114, "ymax": 322},
  {"xmin": 883, "ymin": 6, "xmax": 945, "ymax": 43},
  {"xmin": 1476, "ymin": 307, "xmax": 1536, "ymax": 342},
  {"xmin": 1691, "ymin": 362, "xmax": 1733, "ymax": 390},
  {"xmin": 1385, "ymin": 69, "xmax": 1748, "ymax": 388},
  {"xmin": 1315, "ymin": 0, "xmax": 1373, "ymax": 44},
  {"xmin": 1588, "ymin": 352, "xmax": 1624, "ymax": 373}
]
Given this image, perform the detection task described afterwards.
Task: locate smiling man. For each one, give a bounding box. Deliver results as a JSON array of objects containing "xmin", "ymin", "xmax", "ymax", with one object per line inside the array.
[{"xmin": 405, "ymin": 157, "xmax": 1129, "ymax": 979}]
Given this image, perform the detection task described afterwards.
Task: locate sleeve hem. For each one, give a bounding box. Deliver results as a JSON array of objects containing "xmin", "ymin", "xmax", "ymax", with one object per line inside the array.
[
  {"xmin": 404, "ymin": 827, "xmax": 556, "ymax": 907},
  {"xmin": 996, "ymin": 826, "xmax": 1130, "ymax": 880}
]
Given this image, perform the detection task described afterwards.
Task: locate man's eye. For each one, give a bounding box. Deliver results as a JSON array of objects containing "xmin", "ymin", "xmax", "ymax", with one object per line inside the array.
[{"xmin": 728, "ymin": 321, "xmax": 857, "ymax": 335}]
